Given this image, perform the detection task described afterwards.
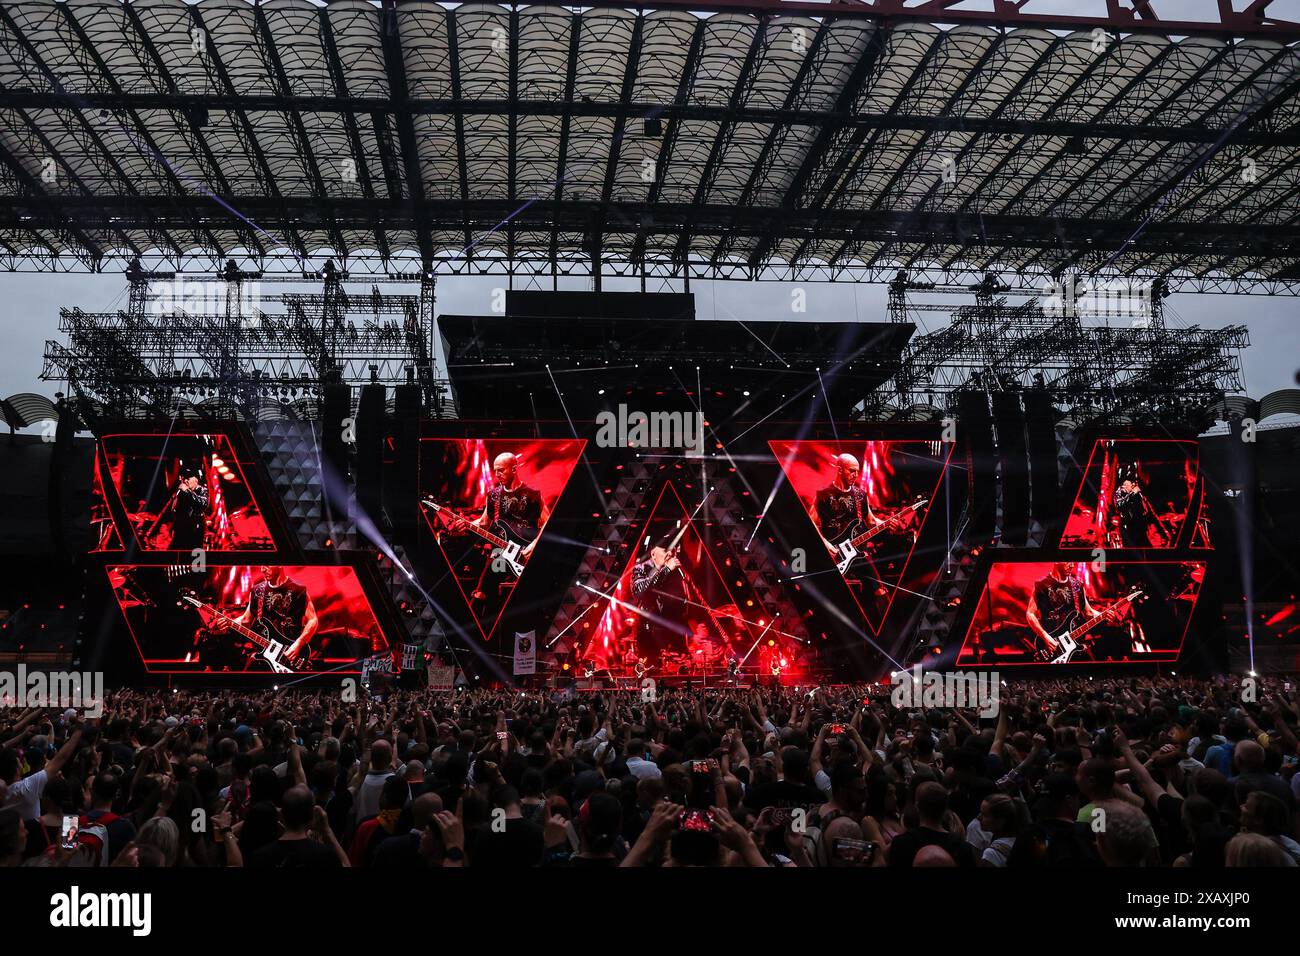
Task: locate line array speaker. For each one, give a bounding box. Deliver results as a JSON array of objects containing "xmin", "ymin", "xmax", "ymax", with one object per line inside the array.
[
  {"xmin": 991, "ymin": 392, "xmax": 1029, "ymax": 546},
  {"xmin": 957, "ymin": 390, "xmax": 996, "ymax": 538},
  {"xmin": 355, "ymin": 384, "xmax": 386, "ymax": 522},
  {"xmin": 1024, "ymin": 388, "xmax": 1061, "ymax": 536}
]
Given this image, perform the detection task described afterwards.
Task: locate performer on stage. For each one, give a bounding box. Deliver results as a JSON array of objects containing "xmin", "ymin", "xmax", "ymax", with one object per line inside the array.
[
  {"xmin": 812, "ymin": 454, "xmax": 902, "ymax": 564},
  {"xmin": 1111, "ymin": 467, "xmax": 1165, "ymax": 548},
  {"xmin": 631, "ymin": 542, "xmax": 690, "ymax": 663},
  {"xmin": 209, "ymin": 566, "xmax": 319, "ymax": 669},
  {"xmin": 1025, "ymin": 563, "xmax": 1103, "ymax": 661},
  {"xmin": 167, "ymin": 467, "xmax": 209, "ymax": 551},
  {"xmin": 687, "ymin": 619, "xmax": 726, "ymax": 667},
  {"xmin": 447, "ymin": 452, "xmax": 545, "ymax": 562}
]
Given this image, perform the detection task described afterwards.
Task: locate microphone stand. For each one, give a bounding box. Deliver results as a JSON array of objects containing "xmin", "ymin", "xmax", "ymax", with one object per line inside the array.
[{"xmin": 143, "ymin": 485, "xmax": 183, "ymax": 545}]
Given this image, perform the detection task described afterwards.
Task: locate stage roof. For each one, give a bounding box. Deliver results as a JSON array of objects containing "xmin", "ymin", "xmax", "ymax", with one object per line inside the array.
[
  {"xmin": 438, "ymin": 311, "xmax": 914, "ymax": 419},
  {"xmin": 1, "ymin": 0, "xmax": 1298, "ymax": 292}
]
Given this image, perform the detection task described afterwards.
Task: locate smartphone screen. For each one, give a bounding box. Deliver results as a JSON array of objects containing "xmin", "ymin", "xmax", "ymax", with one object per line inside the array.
[
  {"xmin": 679, "ymin": 808, "xmax": 713, "ymax": 832},
  {"xmin": 834, "ymin": 838, "xmax": 878, "ymax": 864},
  {"xmin": 60, "ymin": 815, "xmax": 78, "ymax": 850}
]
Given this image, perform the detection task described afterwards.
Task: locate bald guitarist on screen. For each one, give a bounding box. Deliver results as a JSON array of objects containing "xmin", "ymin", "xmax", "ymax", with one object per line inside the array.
[
  {"xmin": 208, "ymin": 566, "xmax": 319, "ymax": 668},
  {"xmin": 813, "ymin": 454, "xmax": 913, "ymax": 571},
  {"xmin": 445, "ymin": 452, "xmax": 545, "ymax": 563}
]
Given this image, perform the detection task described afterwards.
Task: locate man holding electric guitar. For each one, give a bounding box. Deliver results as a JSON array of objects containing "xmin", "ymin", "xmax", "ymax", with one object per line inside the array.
[
  {"xmin": 202, "ymin": 566, "xmax": 319, "ymax": 672},
  {"xmin": 812, "ymin": 454, "xmax": 922, "ymax": 576},
  {"xmin": 1026, "ymin": 562, "xmax": 1143, "ymax": 664},
  {"xmin": 425, "ymin": 452, "xmax": 545, "ymax": 578}
]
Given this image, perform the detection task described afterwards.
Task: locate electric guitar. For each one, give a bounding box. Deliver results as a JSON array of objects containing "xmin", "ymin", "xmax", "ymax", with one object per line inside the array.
[
  {"xmin": 180, "ymin": 594, "xmax": 310, "ymax": 674},
  {"xmin": 831, "ymin": 498, "xmax": 929, "ymax": 574},
  {"xmin": 422, "ymin": 498, "xmax": 527, "ymax": 577},
  {"xmin": 1035, "ymin": 588, "xmax": 1145, "ymax": 664}
]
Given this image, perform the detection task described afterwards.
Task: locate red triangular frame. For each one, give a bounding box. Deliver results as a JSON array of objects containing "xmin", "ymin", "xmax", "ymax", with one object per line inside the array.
[
  {"xmin": 419, "ymin": 438, "xmax": 587, "ymax": 642},
  {"xmin": 578, "ymin": 480, "xmax": 785, "ymax": 668},
  {"xmin": 769, "ymin": 439, "xmax": 953, "ymax": 634}
]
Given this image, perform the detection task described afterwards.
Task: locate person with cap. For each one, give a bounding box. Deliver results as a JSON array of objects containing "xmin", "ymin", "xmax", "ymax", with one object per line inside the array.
[
  {"xmin": 630, "ymin": 537, "xmax": 691, "ymax": 664},
  {"xmin": 553, "ymin": 791, "xmax": 623, "ymax": 867},
  {"xmin": 167, "ymin": 465, "xmax": 209, "ymax": 551},
  {"xmin": 1111, "ymin": 464, "xmax": 1165, "ymax": 548}
]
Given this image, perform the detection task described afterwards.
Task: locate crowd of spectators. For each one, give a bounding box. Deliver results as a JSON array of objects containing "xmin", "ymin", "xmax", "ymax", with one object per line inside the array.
[{"xmin": 1, "ymin": 675, "xmax": 1297, "ymax": 869}]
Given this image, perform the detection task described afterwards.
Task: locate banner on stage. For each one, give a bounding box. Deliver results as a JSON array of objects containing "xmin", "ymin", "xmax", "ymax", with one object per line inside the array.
[
  {"xmin": 427, "ymin": 664, "xmax": 455, "ymax": 691},
  {"xmin": 513, "ymin": 631, "xmax": 536, "ymax": 675},
  {"xmin": 362, "ymin": 654, "xmax": 393, "ymax": 682}
]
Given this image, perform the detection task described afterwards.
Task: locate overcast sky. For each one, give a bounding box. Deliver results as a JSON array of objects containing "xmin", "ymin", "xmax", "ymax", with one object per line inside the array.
[{"xmin": 1, "ymin": 271, "xmax": 1295, "ymax": 407}]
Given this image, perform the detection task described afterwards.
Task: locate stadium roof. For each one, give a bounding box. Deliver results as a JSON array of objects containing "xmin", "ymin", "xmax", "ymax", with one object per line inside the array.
[{"xmin": 1, "ymin": 0, "xmax": 1299, "ymax": 291}]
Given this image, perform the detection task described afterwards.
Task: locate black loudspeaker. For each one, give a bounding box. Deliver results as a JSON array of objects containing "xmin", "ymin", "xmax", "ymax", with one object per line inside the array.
[
  {"xmin": 1024, "ymin": 389, "xmax": 1061, "ymax": 535},
  {"xmin": 958, "ymin": 390, "xmax": 996, "ymax": 538},
  {"xmin": 387, "ymin": 384, "xmax": 422, "ymax": 540},
  {"xmin": 991, "ymin": 392, "xmax": 1029, "ymax": 546},
  {"xmin": 355, "ymin": 384, "xmax": 386, "ymax": 523},
  {"xmin": 46, "ymin": 406, "xmax": 79, "ymax": 566},
  {"xmin": 321, "ymin": 383, "xmax": 352, "ymax": 509}
]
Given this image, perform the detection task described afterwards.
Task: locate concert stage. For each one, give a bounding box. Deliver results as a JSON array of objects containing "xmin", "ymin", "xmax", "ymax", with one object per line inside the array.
[{"xmin": 3, "ymin": 385, "xmax": 1269, "ymax": 686}]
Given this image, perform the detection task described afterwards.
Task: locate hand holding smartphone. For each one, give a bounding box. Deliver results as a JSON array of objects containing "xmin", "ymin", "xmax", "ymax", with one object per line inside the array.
[{"xmin": 60, "ymin": 815, "xmax": 79, "ymax": 850}]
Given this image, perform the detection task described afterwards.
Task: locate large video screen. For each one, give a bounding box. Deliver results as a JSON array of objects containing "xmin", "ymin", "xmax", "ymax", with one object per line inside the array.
[
  {"xmin": 769, "ymin": 439, "xmax": 950, "ymax": 632},
  {"xmin": 96, "ymin": 434, "xmax": 275, "ymax": 552},
  {"xmin": 576, "ymin": 481, "xmax": 808, "ymax": 680},
  {"xmin": 419, "ymin": 437, "xmax": 584, "ymax": 640},
  {"xmin": 107, "ymin": 564, "xmax": 387, "ymax": 674},
  {"xmin": 1060, "ymin": 438, "xmax": 1207, "ymax": 550},
  {"xmin": 955, "ymin": 559, "xmax": 1205, "ymax": 666}
]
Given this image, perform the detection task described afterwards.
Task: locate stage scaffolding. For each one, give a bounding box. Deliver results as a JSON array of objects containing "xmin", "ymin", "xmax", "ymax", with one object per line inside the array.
[
  {"xmin": 40, "ymin": 259, "xmax": 455, "ymax": 422},
  {"xmin": 869, "ymin": 273, "xmax": 1249, "ymax": 426}
]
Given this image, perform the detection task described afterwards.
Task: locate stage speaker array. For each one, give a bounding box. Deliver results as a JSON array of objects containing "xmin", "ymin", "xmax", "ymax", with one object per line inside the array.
[
  {"xmin": 991, "ymin": 392, "xmax": 1029, "ymax": 546},
  {"xmin": 1023, "ymin": 389, "xmax": 1061, "ymax": 535},
  {"xmin": 321, "ymin": 383, "xmax": 351, "ymax": 476},
  {"xmin": 355, "ymin": 384, "xmax": 386, "ymax": 522},
  {"xmin": 387, "ymin": 383, "xmax": 423, "ymax": 538},
  {"xmin": 957, "ymin": 390, "xmax": 997, "ymax": 538}
]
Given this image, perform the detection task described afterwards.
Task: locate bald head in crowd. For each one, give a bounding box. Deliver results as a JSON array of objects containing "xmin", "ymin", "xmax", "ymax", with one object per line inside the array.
[
  {"xmin": 1234, "ymin": 739, "xmax": 1266, "ymax": 773},
  {"xmin": 913, "ymin": 845, "xmax": 957, "ymax": 867}
]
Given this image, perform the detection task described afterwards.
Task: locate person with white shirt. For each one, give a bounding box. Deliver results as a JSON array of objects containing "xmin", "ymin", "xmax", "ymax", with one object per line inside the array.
[
  {"xmin": 624, "ymin": 739, "xmax": 662, "ymax": 780},
  {"xmin": 352, "ymin": 738, "xmax": 397, "ymax": 823},
  {"xmin": 0, "ymin": 726, "xmax": 81, "ymax": 821},
  {"xmin": 969, "ymin": 794, "xmax": 1020, "ymax": 867}
]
